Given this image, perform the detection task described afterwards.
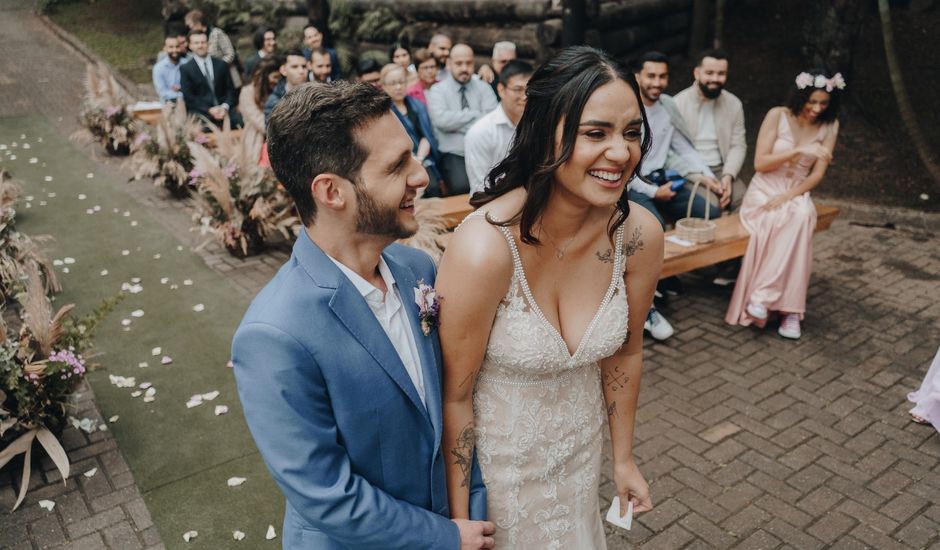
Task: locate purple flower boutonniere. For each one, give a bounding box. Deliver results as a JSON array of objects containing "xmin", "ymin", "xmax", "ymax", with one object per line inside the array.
[{"xmin": 414, "ymin": 279, "xmax": 442, "ymax": 336}]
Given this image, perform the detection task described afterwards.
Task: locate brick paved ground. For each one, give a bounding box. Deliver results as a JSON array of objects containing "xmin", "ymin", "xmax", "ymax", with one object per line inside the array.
[{"xmin": 3, "ymin": 0, "xmax": 940, "ymax": 548}]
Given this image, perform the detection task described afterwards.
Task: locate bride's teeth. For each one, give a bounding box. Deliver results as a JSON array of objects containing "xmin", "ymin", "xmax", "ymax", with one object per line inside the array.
[{"xmin": 589, "ymin": 170, "xmax": 622, "ymax": 182}]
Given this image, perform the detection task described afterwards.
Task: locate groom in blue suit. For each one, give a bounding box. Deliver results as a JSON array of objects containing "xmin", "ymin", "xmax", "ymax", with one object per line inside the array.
[{"xmin": 232, "ymin": 81, "xmax": 492, "ymax": 549}]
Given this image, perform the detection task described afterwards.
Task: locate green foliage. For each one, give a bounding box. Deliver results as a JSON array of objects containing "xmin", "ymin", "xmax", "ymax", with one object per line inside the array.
[
  {"xmin": 58, "ymin": 294, "xmax": 125, "ymax": 357},
  {"xmin": 330, "ymin": 0, "xmax": 403, "ymax": 44}
]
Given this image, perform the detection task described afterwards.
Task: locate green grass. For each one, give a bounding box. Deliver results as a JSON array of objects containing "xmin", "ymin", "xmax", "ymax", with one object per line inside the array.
[{"xmin": 48, "ymin": 0, "xmax": 164, "ymax": 84}]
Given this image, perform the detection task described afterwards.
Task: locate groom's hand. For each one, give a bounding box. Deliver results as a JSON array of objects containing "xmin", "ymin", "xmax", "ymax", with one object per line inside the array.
[{"xmin": 453, "ymin": 519, "xmax": 496, "ymax": 549}]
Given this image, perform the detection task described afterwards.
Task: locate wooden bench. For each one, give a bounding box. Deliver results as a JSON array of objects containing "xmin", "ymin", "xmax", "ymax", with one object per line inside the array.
[
  {"xmin": 426, "ymin": 194, "xmax": 839, "ymax": 277},
  {"xmin": 131, "ymin": 107, "xmax": 163, "ymax": 125}
]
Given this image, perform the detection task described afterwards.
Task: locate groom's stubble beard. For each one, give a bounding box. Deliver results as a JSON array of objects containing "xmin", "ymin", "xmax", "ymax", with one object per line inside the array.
[{"xmin": 353, "ymin": 184, "xmax": 416, "ymax": 240}]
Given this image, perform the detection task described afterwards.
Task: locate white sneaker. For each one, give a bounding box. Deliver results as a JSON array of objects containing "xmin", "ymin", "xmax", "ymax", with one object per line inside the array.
[
  {"xmin": 644, "ymin": 308, "xmax": 674, "ymax": 341},
  {"xmin": 746, "ymin": 303, "xmax": 768, "ymax": 320},
  {"xmin": 778, "ymin": 313, "xmax": 801, "ymax": 339}
]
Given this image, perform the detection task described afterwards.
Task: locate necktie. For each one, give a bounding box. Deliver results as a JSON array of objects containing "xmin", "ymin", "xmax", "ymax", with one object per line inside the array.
[
  {"xmin": 459, "ymin": 84, "xmax": 469, "ymax": 110},
  {"xmin": 201, "ymin": 59, "xmax": 215, "ymax": 96}
]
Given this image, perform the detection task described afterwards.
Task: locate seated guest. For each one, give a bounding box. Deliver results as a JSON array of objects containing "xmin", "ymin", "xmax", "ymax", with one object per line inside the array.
[
  {"xmin": 628, "ymin": 51, "xmax": 723, "ymax": 342},
  {"xmin": 428, "ymin": 33, "xmax": 452, "ymax": 80},
  {"xmin": 180, "ymin": 30, "xmax": 242, "ymax": 128},
  {"xmin": 476, "ymin": 41, "xmax": 517, "ymax": 96},
  {"xmin": 726, "ymin": 70, "xmax": 842, "ymax": 339},
  {"xmin": 157, "ymin": 23, "xmax": 191, "ymax": 63},
  {"xmin": 427, "ymin": 44, "xmax": 498, "ymax": 196},
  {"xmin": 464, "ymin": 60, "xmax": 533, "ymax": 195},
  {"xmin": 302, "ymin": 23, "xmax": 341, "ymax": 81},
  {"xmin": 406, "ymin": 48, "xmax": 437, "ymax": 105},
  {"xmin": 185, "ymin": 9, "xmax": 242, "ymax": 87},
  {"xmin": 389, "ymin": 42, "xmax": 417, "ymax": 85},
  {"xmin": 264, "ymin": 49, "xmax": 310, "ymax": 123},
  {"xmin": 239, "ymin": 56, "xmax": 282, "ymax": 162},
  {"xmin": 675, "ymin": 49, "xmax": 746, "ymax": 212},
  {"xmin": 382, "ymin": 64, "xmax": 443, "ymax": 195},
  {"xmin": 152, "ymin": 34, "xmax": 187, "ymax": 103},
  {"xmin": 308, "ymin": 47, "xmax": 333, "ymax": 83},
  {"xmin": 243, "ymin": 27, "xmax": 277, "ymax": 80},
  {"xmin": 355, "ymin": 58, "xmax": 383, "ymax": 88}
]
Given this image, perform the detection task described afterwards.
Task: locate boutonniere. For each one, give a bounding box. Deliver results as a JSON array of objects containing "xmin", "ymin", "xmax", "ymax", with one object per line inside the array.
[{"xmin": 414, "ymin": 279, "xmax": 442, "ymax": 336}]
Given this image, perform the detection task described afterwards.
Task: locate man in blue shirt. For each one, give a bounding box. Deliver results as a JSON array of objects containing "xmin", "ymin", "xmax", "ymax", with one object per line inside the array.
[{"xmin": 152, "ymin": 35, "xmax": 188, "ymax": 103}]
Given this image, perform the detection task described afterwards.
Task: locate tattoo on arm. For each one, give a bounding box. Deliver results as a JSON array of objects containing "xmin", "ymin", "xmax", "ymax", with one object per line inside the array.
[
  {"xmin": 451, "ymin": 423, "xmax": 476, "ymax": 488},
  {"xmin": 603, "ymin": 364, "xmax": 630, "ymax": 392},
  {"xmin": 607, "ymin": 402, "xmax": 618, "ymax": 418},
  {"xmin": 623, "ymin": 227, "xmax": 644, "ymax": 257}
]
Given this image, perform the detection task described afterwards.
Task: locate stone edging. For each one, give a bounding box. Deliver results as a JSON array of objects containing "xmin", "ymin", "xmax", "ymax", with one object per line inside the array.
[{"xmin": 818, "ymin": 197, "xmax": 940, "ymax": 234}]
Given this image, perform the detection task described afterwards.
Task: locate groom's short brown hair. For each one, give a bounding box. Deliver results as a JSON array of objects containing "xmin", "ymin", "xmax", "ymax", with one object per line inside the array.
[{"xmin": 266, "ymin": 81, "xmax": 391, "ymax": 226}]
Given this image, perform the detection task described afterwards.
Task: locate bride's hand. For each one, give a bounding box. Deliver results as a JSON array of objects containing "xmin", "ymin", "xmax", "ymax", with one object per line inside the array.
[{"xmin": 614, "ymin": 459, "xmax": 653, "ymax": 515}]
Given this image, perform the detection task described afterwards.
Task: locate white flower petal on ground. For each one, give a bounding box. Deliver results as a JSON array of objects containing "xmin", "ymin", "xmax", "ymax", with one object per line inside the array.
[
  {"xmin": 86, "ymin": 172, "xmax": 94, "ymax": 178},
  {"xmin": 131, "ymin": 221, "xmax": 138, "ymax": 227},
  {"xmin": 161, "ymin": 355, "xmax": 173, "ymax": 365},
  {"xmin": 0, "ymin": 144, "xmax": 6, "ymax": 150},
  {"xmin": 177, "ymin": 245, "xmax": 184, "ymax": 251},
  {"xmin": 78, "ymin": 194, "xmax": 86, "ymax": 200},
  {"xmin": 22, "ymin": 142, "xmax": 30, "ymax": 149},
  {"xmin": 121, "ymin": 319, "xmax": 132, "ymax": 327},
  {"xmin": 84, "ymin": 468, "xmax": 98, "ymax": 478},
  {"xmin": 99, "ymin": 424, "xmax": 108, "ymax": 431},
  {"xmin": 121, "ymin": 250, "xmax": 129, "ymax": 256},
  {"xmin": 131, "ymin": 309, "xmax": 144, "ymax": 318},
  {"xmin": 86, "ymin": 209, "xmax": 95, "ymax": 215},
  {"xmin": 214, "ymin": 405, "xmax": 229, "ymax": 416},
  {"xmin": 131, "ymin": 277, "xmax": 141, "ymax": 283},
  {"xmin": 152, "ymin": 253, "xmax": 160, "ymax": 259},
  {"xmin": 38, "ymin": 200, "xmax": 46, "ymax": 206},
  {"xmin": 93, "ymin": 205, "xmax": 101, "ymax": 212},
  {"xmin": 38, "ymin": 500, "xmax": 55, "ymax": 511},
  {"xmin": 25, "ymin": 203, "xmax": 31, "ymax": 208},
  {"xmin": 192, "ymin": 304, "xmax": 205, "ymax": 312},
  {"xmin": 53, "ymin": 259, "xmax": 63, "ymax": 266},
  {"xmin": 63, "ymin": 257, "xmax": 75, "ymax": 264},
  {"xmin": 233, "ymin": 530, "xmax": 246, "ymax": 541},
  {"xmin": 183, "ymin": 279, "xmax": 193, "ymax": 286},
  {"xmin": 183, "ymin": 531, "xmax": 198, "ymax": 542},
  {"xmin": 139, "ymin": 382, "xmax": 152, "ymax": 389},
  {"xmin": 44, "ymin": 176, "xmax": 52, "ymax": 182},
  {"xmin": 109, "ymin": 375, "xmax": 137, "ymax": 388},
  {"xmin": 143, "ymin": 396, "xmax": 155, "ymax": 403},
  {"xmin": 47, "ymin": 192, "xmax": 56, "ymax": 198},
  {"xmin": 123, "ymin": 211, "xmax": 130, "ymax": 217},
  {"xmin": 25, "ymin": 195, "xmax": 33, "ymax": 201},
  {"xmin": 100, "ymin": 270, "xmax": 108, "ymax": 276},
  {"xmin": 186, "ymin": 397, "xmax": 203, "ymax": 408},
  {"xmin": 169, "ymin": 284, "xmax": 179, "ymax": 290},
  {"xmin": 265, "ymin": 525, "xmax": 277, "ymax": 540},
  {"xmin": 201, "ymin": 391, "xmax": 219, "ymax": 401},
  {"xmin": 28, "ymin": 157, "xmax": 37, "ymax": 164},
  {"xmin": 128, "ymin": 284, "xmax": 143, "ymax": 294},
  {"xmin": 108, "ymin": 415, "xmax": 119, "ymax": 422},
  {"xmin": 138, "ymin": 362, "xmax": 148, "ymax": 368},
  {"xmin": 145, "ymin": 387, "xmax": 156, "ymax": 397},
  {"xmin": 227, "ymin": 477, "xmax": 247, "ymax": 487},
  {"xmin": 160, "ymin": 277, "xmax": 169, "ymax": 284},
  {"xmin": 62, "ymin": 267, "xmax": 69, "ymax": 274},
  {"xmin": 131, "ymin": 390, "xmax": 142, "ymax": 398},
  {"xmin": 151, "ymin": 347, "xmax": 162, "ymax": 356}
]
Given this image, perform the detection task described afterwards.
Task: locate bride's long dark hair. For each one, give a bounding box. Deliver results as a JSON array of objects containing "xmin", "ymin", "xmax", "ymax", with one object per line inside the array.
[{"xmin": 470, "ymin": 46, "xmax": 651, "ymax": 244}]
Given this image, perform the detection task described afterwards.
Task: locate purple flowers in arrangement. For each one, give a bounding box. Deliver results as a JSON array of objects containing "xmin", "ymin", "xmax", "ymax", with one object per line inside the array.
[{"xmin": 414, "ymin": 280, "xmax": 442, "ymax": 336}]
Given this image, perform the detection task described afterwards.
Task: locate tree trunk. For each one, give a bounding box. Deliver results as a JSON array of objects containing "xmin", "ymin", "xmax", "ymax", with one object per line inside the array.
[
  {"xmin": 877, "ymin": 0, "xmax": 940, "ymax": 184},
  {"xmin": 688, "ymin": 0, "xmax": 708, "ymax": 56},
  {"xmin": 562, "ymin": 0, "xmax": 587, "ymax": 46},
  {"xmin": 342, "ymin": 0, "xmax": 559, "ymax": 23}
]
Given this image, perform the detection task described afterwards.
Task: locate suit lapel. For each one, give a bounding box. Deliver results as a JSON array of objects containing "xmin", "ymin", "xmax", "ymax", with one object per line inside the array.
[{"xmin": 383, "ymin": 252, "xmax": 440, "ymax": 438}]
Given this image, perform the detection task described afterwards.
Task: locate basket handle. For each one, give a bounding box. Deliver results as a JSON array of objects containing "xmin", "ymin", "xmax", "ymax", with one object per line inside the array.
[{"xmin": 684, "ymin": 177, "xmax": 714, "ymax": 221}]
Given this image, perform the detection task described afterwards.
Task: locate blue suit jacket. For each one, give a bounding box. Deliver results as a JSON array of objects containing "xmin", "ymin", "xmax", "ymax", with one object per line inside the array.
[{"xmin": 232, "ymin": 231, "xmax": 486, "ymax": 549}]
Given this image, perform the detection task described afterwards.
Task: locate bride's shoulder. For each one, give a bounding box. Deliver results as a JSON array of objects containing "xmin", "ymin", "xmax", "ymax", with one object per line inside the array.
[
  {"xmin": 443, "ymin": 209, "xmax": 514, "ymax": 278},
  {"xmin": 621, "ymin": 202, "xmax": 664, "ymax": 268}
]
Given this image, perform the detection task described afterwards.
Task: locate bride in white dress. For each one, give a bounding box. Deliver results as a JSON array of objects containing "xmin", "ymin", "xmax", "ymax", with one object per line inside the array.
[{"xmin": 437, "ymin": 46, "xmax": 662, "ymax": 548}]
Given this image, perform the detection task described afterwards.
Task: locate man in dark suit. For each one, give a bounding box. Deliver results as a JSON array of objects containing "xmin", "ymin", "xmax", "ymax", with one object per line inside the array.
[{"xmin": 180, "ymin": 30, "xmax": 243, "ymax": 128}]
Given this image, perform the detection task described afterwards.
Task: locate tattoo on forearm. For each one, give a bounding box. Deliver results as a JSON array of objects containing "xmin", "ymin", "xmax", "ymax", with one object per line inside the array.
[
  {"xmin": 603, "ymin": 364, "xmax": 630, "ymax": 392},
  {"xmin": 451, "ymin": 423, "xmax": 476, "ymax": 488},
  {"xmin": 624, "ymin": 227, "xmax": 643, "ymax": 257},
  {"xmin": 607, "ymin": 402, "xmax": 619, "ymax": 418},
  {"xmin": 596, "ymin": 248, "xmax": 614, "ymax": 264}
]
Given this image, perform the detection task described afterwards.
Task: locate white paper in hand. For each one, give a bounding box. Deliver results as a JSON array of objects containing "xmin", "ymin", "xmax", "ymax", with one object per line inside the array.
[{"xmin": 605, "ymin": 496, "xmax": 633, "ymax": 530}]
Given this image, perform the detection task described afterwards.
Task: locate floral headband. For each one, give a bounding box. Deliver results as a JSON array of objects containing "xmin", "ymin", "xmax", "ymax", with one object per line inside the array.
[{"xmin": 795, "ymin": 72, "xmax": 846, "ymax": 92}]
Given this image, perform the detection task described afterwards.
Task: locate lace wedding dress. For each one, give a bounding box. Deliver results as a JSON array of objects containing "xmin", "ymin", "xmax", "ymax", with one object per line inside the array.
[{"xmin": 461, "ymin": 211, "xmax": 629, "ymax": 549}]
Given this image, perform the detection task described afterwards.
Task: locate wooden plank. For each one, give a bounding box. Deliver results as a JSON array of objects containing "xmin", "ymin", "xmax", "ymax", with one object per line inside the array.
[
  {"xmin": 133, "ymin": 108, "xmax": 162, "ymax": 125},
  {"xmin": 433, "ymin": 198, "xmax": 839, "ymax": 279}
]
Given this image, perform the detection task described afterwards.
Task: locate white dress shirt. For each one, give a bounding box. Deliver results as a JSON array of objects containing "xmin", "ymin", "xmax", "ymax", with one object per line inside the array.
[
  {"xmin": 328, "ymin": 255, "xmax": 427, "ymax": 407},
  {"xmin": 464, "ymin": 105, "xmax": 516, "ymax": 195}
]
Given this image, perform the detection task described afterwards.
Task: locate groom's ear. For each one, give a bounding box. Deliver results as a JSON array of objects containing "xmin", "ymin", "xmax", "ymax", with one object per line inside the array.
[{"xmin": 310, "ymin": 173, "xmax": 347, "ymax": 211}]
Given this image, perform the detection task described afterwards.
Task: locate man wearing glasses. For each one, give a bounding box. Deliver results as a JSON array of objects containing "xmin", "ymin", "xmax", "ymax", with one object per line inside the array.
[{"xmin": 463, "ymin": 60, "xmax": 533, "ymax": 196}]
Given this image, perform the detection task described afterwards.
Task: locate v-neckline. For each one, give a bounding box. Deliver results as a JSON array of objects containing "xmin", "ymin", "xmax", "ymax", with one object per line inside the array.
[
  {"xmin": 503, "ymin": 224, "xmax": 625, "ymax": 361},
  {"xmin": 781, "ymin": 111, "xmax": 824, "ymax": 148}
]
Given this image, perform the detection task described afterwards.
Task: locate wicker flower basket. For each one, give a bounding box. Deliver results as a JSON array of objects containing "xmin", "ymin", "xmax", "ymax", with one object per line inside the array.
[{"xmin": 674, "ymin": 180, "xmax": 716, "ymax": 244}]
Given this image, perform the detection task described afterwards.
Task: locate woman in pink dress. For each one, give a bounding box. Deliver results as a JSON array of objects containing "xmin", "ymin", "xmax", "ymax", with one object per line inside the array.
[
  {"xmin": 726, "ymin": 70, "xmax": 845, "ymax": 338},
  {"xmin": 909, "ymin": 346, "xmax": 940, "ymax": 428}
]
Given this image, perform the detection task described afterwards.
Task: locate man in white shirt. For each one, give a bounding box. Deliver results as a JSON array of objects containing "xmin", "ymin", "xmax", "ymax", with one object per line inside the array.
[
  {"xmin": 233, "ymin": 81, "xmax": 494, "ymax": 548},
  {"xmin": 464, "ymin": 60, "xmax": 533, "ymax": 195},
  {"xmin": 674, "ymin": 48, "xmax": 747, "ymax": 212},
  {"xmin": 427, "ymin": 44, "xmax": 499, "ymax": 195}
]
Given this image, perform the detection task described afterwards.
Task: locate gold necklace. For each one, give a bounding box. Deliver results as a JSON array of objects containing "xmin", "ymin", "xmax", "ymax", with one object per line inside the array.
[{"xmin": 539, "ymin": 221, "xmax": 585, "ymax": 260}]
